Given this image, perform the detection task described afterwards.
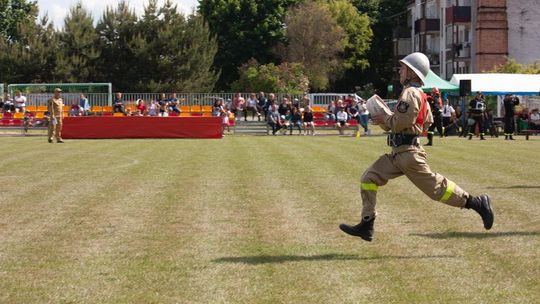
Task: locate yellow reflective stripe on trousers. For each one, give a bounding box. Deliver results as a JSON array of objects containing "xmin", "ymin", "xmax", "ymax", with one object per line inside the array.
[
  {"xmin": 361, "ymin": 183, "xmax": 378, "ymax": 191},
  {"xmin": 440, "ymin": 181, "xmax": 455, "ymax": 202}
]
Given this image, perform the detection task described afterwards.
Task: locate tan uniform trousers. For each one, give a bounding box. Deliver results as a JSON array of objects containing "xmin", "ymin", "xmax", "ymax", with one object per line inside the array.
[
  {"xmin": 48, "ymin": 117, "xmax": 63, "ymax": 141},
  {"xmin": 360, "ymin": 146, "xmax": 468, "ymax": 220}
]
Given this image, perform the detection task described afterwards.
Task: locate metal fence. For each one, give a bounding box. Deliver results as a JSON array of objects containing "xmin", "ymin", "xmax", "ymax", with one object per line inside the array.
[{"xmin": 17, "ymin": 92, "xmax": 364, "ymax": 107}]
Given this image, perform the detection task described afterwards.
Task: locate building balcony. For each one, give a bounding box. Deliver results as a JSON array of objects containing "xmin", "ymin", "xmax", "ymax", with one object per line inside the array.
[
  {"xmin": 414, "ymin": 18, "xmax": 440, "ymax": 33},
  {"xmin": 446, "ymin": 6, "xmax": 471, "ymax": 24}
]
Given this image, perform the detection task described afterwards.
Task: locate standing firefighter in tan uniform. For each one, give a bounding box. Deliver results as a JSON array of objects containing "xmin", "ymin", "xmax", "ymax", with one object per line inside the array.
[
  {"xmin": 47, "ymin": 88, "xmax": 64, "ymax": 143},
  {"xmin": 339, "ymin": 52, "xmax": 494, "ymax": 242}
]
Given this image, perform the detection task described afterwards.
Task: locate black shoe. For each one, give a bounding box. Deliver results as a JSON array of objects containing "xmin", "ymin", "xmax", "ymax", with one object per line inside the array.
[
  {"xmin": 57, "ymin": 140, "xmax": 64, "ymax": 143},
  {"xmin": 339, "ymin": 217, "xmax": 375, "ymax": 241},
  {"xmin": 509, "ymin": 136, "xmax": 515, "ymax": 140},
  {"xmin": 465, "ymin": 195, "xmax": 494, "ymax": 230},
  {"xmin": 48, "ymin": 138, "xmax": 53, "ymax": 143},
  {"xmin": 505, "ymin": 135, "xmax": 508, "ymax": 140},
  {"xmin": 468, "ymin": 135, "xmax": 472, "ymax": 140}
]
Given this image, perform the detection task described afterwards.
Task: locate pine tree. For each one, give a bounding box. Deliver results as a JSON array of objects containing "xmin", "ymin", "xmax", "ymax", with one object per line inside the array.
[
  {"xmin": 55, "ymin": 2, "xmax": 100, "ymax": 82},
  {"xmin": 95, "ymin": 1, "xmax": 139, "ymax": 91}
]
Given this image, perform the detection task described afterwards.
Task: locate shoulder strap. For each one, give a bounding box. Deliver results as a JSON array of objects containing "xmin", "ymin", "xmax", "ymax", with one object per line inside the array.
[{"xmin": 415, "ymin": 89, "xmax": 429, "ymax": 127}]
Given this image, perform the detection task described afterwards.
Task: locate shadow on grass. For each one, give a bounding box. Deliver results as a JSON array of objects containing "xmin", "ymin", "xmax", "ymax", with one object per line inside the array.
[
  {"xmin": 212, "ymin": 253, "xmax": 455, "ymax": 265},
  {"xmin": 411, "ymin": 231, "xmax": 540, "ymax": 239},
  {"xmin": 486, "ymin": 185, "xmax": 540, "ymax": 189}
]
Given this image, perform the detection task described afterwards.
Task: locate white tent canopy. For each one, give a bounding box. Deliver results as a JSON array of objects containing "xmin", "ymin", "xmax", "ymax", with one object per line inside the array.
[{"xmin": 450, "ymin": 73, "xmax": 540, "ymax": 96}]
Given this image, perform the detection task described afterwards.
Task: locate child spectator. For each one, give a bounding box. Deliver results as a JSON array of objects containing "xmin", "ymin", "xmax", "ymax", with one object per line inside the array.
[
  {"xmin": 136, "ymin": 99, "xmax": 147, "ymax": 116},
  {"xmin": 303, "ymin": 106, "xmax": 315, "ymax": 135},
  {"xmin": 148, "ymin": 100, "xmax": 158, "ymax": 116},
  {"xmin": 325, "ymin": 100, "xmax": 336, "ymax": 122},
  {"xmin": 70, "ymin": 100, "xmax": 81, "ymax": 116},
  {"xmin": 289, "ymin": 107, "xmax": 303, "ymax": 135},
  {"xmin": 267, "ymin": 104, "xmax": 281, "ymax": 135}
]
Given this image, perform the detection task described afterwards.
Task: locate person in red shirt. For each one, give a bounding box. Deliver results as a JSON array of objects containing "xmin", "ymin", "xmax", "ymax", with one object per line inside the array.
[{"xmin": 136, "ymin": 99, "xmax": 147, "ymax": 116}]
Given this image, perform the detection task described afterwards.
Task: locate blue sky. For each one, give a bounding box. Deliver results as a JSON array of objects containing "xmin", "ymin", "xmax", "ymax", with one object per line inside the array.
[{"xmin": 37, "ymin": 0, "xmax": 199, "ymax": 28}]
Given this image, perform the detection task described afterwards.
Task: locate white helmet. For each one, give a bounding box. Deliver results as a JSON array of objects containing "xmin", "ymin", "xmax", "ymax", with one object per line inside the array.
[{"xmin": 400, "ymin": 52, "xmax": 430, "ymax": 84}]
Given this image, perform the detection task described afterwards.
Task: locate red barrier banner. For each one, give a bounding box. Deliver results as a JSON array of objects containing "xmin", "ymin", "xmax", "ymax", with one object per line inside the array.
[{"xmin": 62, "ymin": 116, "xmax": 222, "ymax": 139}]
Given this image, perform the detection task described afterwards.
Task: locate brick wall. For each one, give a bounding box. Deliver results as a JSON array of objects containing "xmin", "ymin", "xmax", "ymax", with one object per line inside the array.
[{"xmin": 475, "ymin": 0, "xmax": 508, "ymax": 72}]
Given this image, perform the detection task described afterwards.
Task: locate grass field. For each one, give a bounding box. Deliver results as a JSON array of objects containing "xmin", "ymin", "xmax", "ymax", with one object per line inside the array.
[{"xmin": 0, "ymin": 134, "xmax": 539, "ymax": 303}]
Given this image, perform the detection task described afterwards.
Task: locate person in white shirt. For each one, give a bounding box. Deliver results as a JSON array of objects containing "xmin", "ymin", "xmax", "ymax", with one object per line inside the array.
[
  {"xmin": 14, "ymin": 91, "xmax": 27, "ymax": 112},
  {"xmin": 335, "ymin": 107, "xmax": 349, "ymax": 135},
  {"xmin": 244, "ymin": 93, "xmax": 261, "ymax": 121},
  {"xmin": 441, "ymin": 99, "xmax": 455, "ymax": 137}
]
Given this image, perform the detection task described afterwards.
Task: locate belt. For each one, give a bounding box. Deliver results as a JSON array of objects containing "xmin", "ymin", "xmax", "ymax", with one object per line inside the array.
[{"xmin": 387, "ymin": 133, "xmax": 419, "ymax": 147}]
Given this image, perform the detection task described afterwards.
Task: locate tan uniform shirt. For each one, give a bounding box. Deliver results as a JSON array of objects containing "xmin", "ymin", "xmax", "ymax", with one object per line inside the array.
[
  {"xmin": 381, "ymin": 86, "xmax": 433, "ymax": 136},
  {"xmin": 48, "ymin": 97, "xmax": 64, "ymax": 118}
]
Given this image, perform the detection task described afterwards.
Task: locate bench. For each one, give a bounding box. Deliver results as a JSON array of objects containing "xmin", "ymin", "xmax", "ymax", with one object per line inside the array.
[{"xmin": 521, "ymin": 129, "xmax": 540, "ymax": 140}]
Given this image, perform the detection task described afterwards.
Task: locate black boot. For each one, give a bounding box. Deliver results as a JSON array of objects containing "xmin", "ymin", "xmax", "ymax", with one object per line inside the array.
[
  {"xmin": 509, "ymin": 135, "xmax": 515, "ymax": 140},
  {"xmin": 480, "ymin": 134, "xmax": 486, "ymax": 140},
  {"xmin": 426, "ymin": 133, "xmax": 433, "ymax": 146},
  {"xmin": 505, "ymin": 135, "xmax": 508, "ymax": 140},
  {"xmin": 465, "ymin": 195, "xmax": 494, "ymax": 230},
  {"xmin": 468, "ymin": 134, "xmax": 472, "ymax": 140},
  {"xmin": 339, "ymin": 217, "xmax": 375, "ymax": 241}
]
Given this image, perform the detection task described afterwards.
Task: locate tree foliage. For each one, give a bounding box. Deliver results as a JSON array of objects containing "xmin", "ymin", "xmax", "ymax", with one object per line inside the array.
[
  {"xmin": 199, "ymin": 0, "xmax": 299, "ymax": 89},
  {"xmin": 232, "ymin": 59, "xmax": 309, "ymax": 94},
  {"xmin": 0, "ymin": 0, "xmax": 37, "ymax": 41},
  {"xmin": 324, "ymin": 0, "xmax": 372, "ymax": 70},
  {"xmin": 0, "ymin": 0, "xmax": 218, "ymax": 92},
  {"xmin": 489, "ymin": 58, "xmax": 540, "ymax": 74},
  {"xmin": 55, "ymin": 1, "xmax": 100, "ymax": 83},
  {"xmin": 279, "ymin": 1, "xmax": 344, "ymax": 91}
]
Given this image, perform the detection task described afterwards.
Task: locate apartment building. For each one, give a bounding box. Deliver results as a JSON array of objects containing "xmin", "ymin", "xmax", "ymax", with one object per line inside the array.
[{"xmin": 393, "ymin": 0, "xmax": 540, "ymax": 80}]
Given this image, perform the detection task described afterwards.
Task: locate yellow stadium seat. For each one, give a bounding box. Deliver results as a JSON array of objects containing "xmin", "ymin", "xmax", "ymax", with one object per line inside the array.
[
  {"xmin": 102, "ymin": 106, "xmax": 113, "ymax": 113},
  {"xmin": 37, "ymin": 105, "xmax": 48, "ymax": 112},
  {"xmin": 201, "ymin": 105, "xmax": 212, "ymax": 113},
  {"xmin": 113, "ymin": 112, "xmax": 124, "ymax": 117},
  {"xmin": 190, "ymin": 105, "xmax": 202, "ymax": 113},
  {"xmin": 91, "ymin": 106, "xmax": 103, "ymax": 114},
  {"xmin": 35, "ymin": 112, "xmax": 44, "ymax": 119},
  {"xmin": 202, "ymin": 112, "xmax": 213, "ymax": 117},
  {"xmin": 13, "ymin": 112, "xmax": 24, "ymax": 119},
  {"xmin": 180, "ymin": 113, "xmax": 190, "ymax": 117},
  {"xmin": 180, "ymin": 105, "xmax": 190, "ymax": 113},
  {"xmin": 26, "ymin": 105, "xmax": 37, "ymax": 112},
  {"xmin": 62, "ymin": 105, "xmax": 70, "ymax": 112}
]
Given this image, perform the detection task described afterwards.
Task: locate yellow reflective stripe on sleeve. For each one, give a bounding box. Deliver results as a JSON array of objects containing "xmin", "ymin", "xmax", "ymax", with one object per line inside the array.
[
  {"xmin": 440, "ymin": 181, "xmax": 455, "ymax": 202},
  {"xmin": 361, "ymin": 183, "xmax": 378, "ymax": 191}
]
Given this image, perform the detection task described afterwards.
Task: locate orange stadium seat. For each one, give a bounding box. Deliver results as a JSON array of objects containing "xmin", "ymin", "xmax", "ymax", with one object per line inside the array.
[
  {"xmin": 180, "ymin": 105, "xmax": 190, "ymax": 113},
  {"xmin": 201, "ymin": 105, "xmax": 212, "ymax": 113},
  {"xmin": 26, "ymin": 105, "xmax": 37, "ymax": 112},
  {"xmin": 13, "ymin": 112, "xmax": 24, "ymax": 119},
  {"xmin": 102, "ymin": 106, "xmax": 113, "ymax": 113},
  {"xmin": 37, "ymin": 105, "xmax": 48, "ymax": 112},
  {"xmin": 113, "ymin": 112, "xmax": 124, "ymax": 117},
  {"xmin": 190, "ymin": 105, "xmax": 202, "ymax": 113},
  {"xmin": 91, "ymin": 106, "xmax": 103, "ymax": 115}
]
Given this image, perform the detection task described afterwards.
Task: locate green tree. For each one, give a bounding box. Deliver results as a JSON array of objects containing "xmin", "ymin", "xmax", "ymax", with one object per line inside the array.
[
  {"xmin": 199, "ymin": 0, "xmax": 299, "ymax": 89},
  {"xmin": 0, "ymin": 0, "xmax": 37, "ymax": 41},
  {"xmin": 335, "ymin": 0, "xmax": 405, "ymax": 95},
  {"xmin": 55, "ymin": 2, "xmax": 100, "ymax": 82},
  {"xmin": 489, "ymin": 58, "xmax": 540, "ymax": 74},
  {"xmin": 232, "ymin": 59, "xmax": 309, "ymax": 94},
  {"xmin": 279, "ymin": 1, "xmax": 344, "ymax": 91},
  {"xmin": 324, "ymin": 0, "xmax": 372, "ymax": 70},
  {"xmin": 95, "ymin": 1, "xmax": 139, "ymax": 91},
  {"xmin": 0, "ymin": 12, "xmax": 57, "ymax": 84},
  {"xmin": 133, "ymin": 0, "xmax": 218, "ymax": 92}
]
